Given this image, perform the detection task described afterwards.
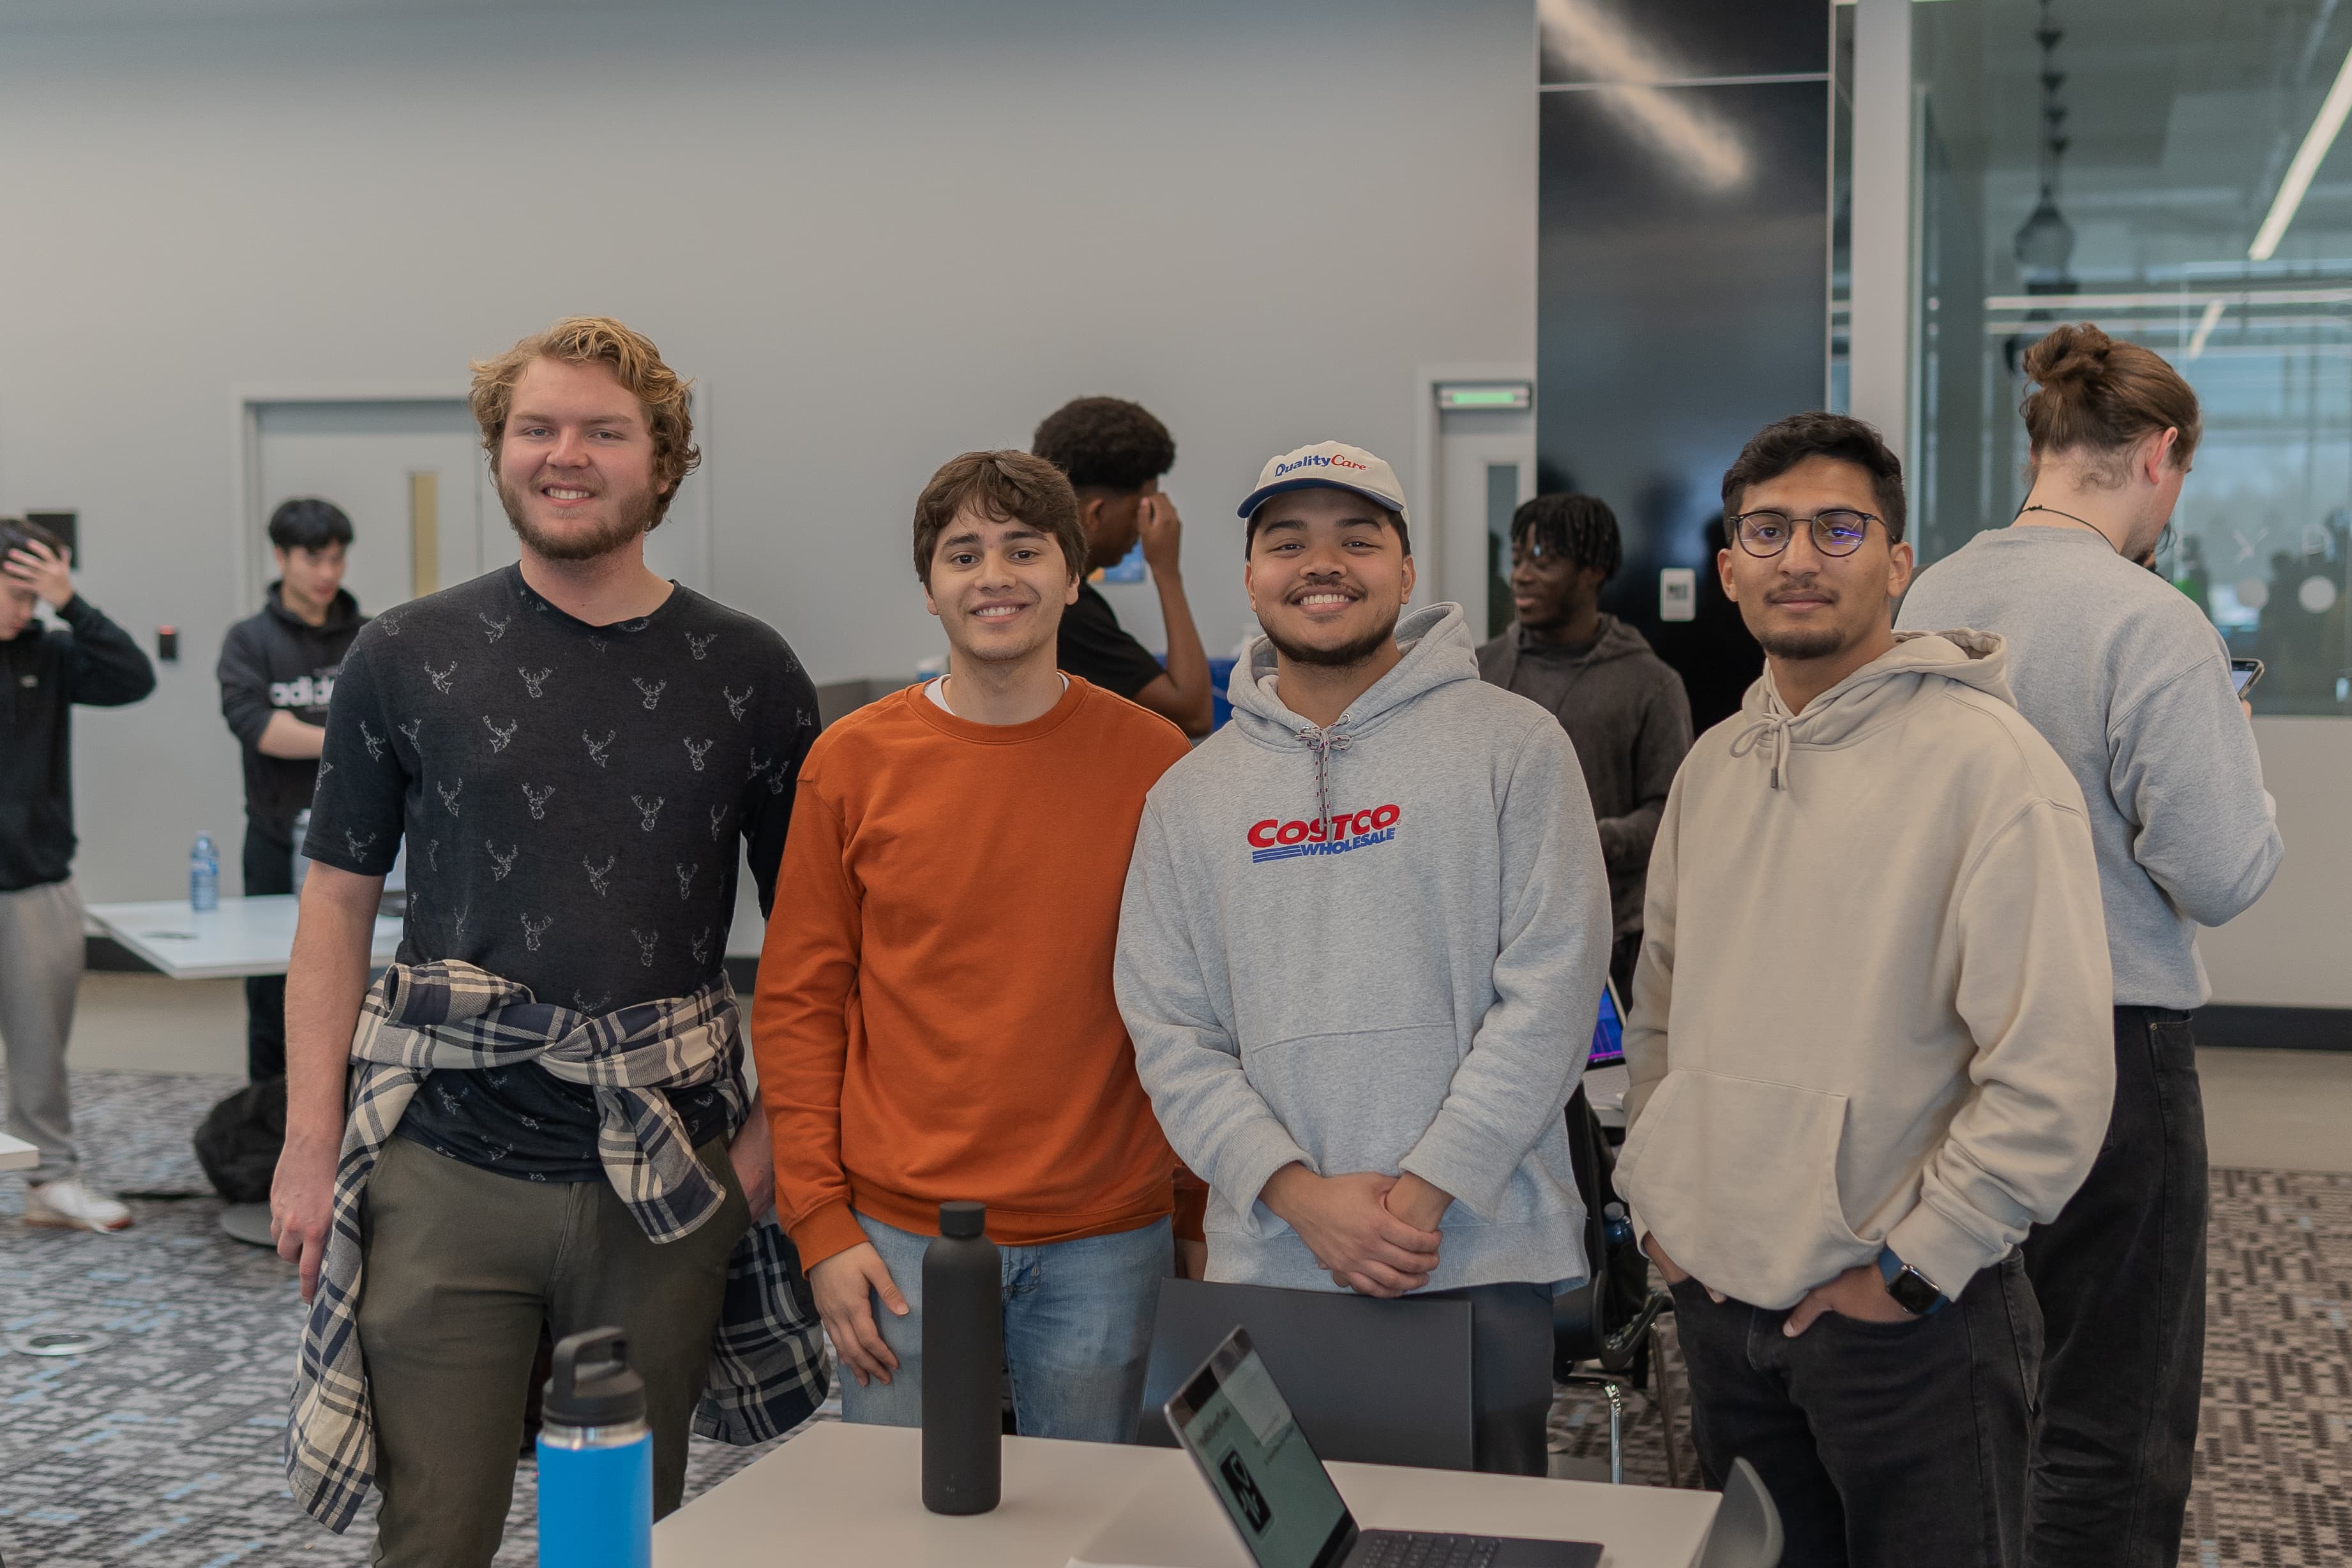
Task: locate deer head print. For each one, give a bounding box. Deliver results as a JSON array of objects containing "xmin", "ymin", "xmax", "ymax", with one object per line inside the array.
[
  {"xmin": 518, "ymin": 667, "xmax": 553, "ymax": 698},
  {"xmin": 690, "ymin": 927, "xmax": 714, "ymax": 965},
  {"xmin": 522, "ymin": 783, "xmax": 555, "ymax": 820},
  {"xmin": 633, "ymin": 677, "xmax": 667, "ymax": 711},
  {"xmin": 630, "ymin": 929, "xmax": 659, "ymax": 968},
  {"xmin": 724, "ymin": 685, "xmax": 753, "ymax": 721},
  {"xmin": 480, "ymin": 610, "xmax": 511, "ymax": 644},
  {"xmin": 426, "ymin": 661, "xmax": 458, "ymax": 695},
  {"xmin": 709, "ymin": 804, "xmax": 728, "ymax": 841},
  {"xmin": 487, "ymin": 841, "xmax": 518, "ymax": 881},
  {"xmin": 359, "ymin": 721, "xmax": 386, "ymax": 761},
  {"xmin": 686, "ymin": 631, "xmax": 718, "ymax": 661},
  {"xmin": 683, "ymin": 737, "xmax": 712, "ymax": 773},
  {"xmin": 675, "ymin": 863, "xmax": 697, "ymax": 901},
  {"xmin": 630, "ymin": 794, "xmax": 665, "ymax": 832},
  {"xmin": 582, "ymin": 729, "xmax": 615, "ymax": 769},
  {"xmin": 521, "ymin": 914, "xmax": 552, "ymax": 951},
  {"xmin": 483, "ymin": 716, "xmax": 517, "ymax": 753},
  {"xmin": 583, "ymin": 853, "xmax": 615, "ymax": 897},
  {"xmin": 398, "ymin": 718, "xmax": 423, "ymax": 752},
  {"xmin": 345, "ymin": 829, "xmax": 375, "ymax": 859},
  {"xmin": 438, "ymin": 778, "xmax": 464, "ymax": 816}
]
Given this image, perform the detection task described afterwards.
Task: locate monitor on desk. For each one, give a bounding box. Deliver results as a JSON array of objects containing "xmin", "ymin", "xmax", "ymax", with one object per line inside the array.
[{"xmin": 1587, "ymin": 976, "xmax": 1625, "ymax": 1069}]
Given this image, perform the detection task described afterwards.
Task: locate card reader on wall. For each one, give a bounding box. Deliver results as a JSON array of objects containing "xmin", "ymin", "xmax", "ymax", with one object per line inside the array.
[{"xmin": 1659, "ymin": 567, "xmax": 1696, "ymax": 622}]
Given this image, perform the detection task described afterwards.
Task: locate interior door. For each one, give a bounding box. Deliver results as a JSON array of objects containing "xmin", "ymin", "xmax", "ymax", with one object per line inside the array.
[
  {"xmin": 250, "ymin": 399, "xmax": 486, "ymax": 614},
  {"xmin": 1436, "ymin": 409, "xmax": 1536, "ymax": 640}
]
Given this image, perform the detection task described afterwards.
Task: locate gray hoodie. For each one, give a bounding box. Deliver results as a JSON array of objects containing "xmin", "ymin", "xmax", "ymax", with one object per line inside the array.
[
  {"xmin": 1618, "ymin": 631, "xmax": 2115, "ymax": 1309},
  {"xmin": 1477, "ymin": 615, "xmax": 1693, "ymax": 939},
  {"xmin": 1116, "ymin": 603, "xmax": 1614, "ymax": 1293}
]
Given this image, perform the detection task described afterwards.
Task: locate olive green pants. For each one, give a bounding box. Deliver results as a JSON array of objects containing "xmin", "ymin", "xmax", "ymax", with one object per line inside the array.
[{"xmin": 356, "ymin": 1133, "xmax": 749, "ymax": 1567}]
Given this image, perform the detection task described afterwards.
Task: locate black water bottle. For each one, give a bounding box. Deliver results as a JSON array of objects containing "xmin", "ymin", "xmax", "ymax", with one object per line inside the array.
[{"xmin": 921, "ymin": 1200, "xmax": 1002, "ymax": 1515}]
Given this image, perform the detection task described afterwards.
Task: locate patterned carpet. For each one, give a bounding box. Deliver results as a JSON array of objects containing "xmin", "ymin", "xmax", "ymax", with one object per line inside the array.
[{"xmin": 0, "ymin": 1069, "xmax": 2343, "ymax": 1565}]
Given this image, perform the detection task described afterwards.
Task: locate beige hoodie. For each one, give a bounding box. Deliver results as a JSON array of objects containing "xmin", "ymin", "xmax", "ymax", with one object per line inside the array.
[{"xmin": 1616, "ymin": 630, "xmax": 2114, "ymax": 1310}]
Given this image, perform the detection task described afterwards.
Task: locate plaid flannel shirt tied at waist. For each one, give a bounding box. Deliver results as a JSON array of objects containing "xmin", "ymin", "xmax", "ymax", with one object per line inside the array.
[{"xmin": 287, "ymin": 959, "xmax": 827, "ymax": 1532}]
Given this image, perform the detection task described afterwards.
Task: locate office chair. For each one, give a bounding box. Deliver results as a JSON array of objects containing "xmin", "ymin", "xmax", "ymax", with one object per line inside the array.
[
  {"xmin": 1135, "ymin": 1278, "xmax": 1477, "ymax": 1470},
  {"xmin": 1694, "ymin": 1458, "xmax": 1783, "ymax": 1568},
  {"xmin": 1552, "ymin": 1083, "xmax": 1682, "ymax": 1484}
]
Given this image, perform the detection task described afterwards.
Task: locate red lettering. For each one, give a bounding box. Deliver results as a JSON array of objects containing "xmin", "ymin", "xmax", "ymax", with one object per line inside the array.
[
  {"xmin": 1276, "ymin": 820, "xmax": 1309, "ymax": 845},
  {"xmin": 1372, "ymin": 804, "xmax": 1401, "ymax": 829},
  {"xmin": 1248, "ymin": 819, "xmax": 1279, "ymax": 848}
]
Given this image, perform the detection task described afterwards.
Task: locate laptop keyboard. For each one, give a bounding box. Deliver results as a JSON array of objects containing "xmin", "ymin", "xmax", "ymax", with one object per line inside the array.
[{"xmin": 1355, "ymin": 1530, "xmax": 1501, "ymax": 1568}]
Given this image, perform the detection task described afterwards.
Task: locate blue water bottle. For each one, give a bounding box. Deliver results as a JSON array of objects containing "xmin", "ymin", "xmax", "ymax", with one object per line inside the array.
[
  {"xmin": 1602, "ymin": 1202, "xmax": 1634, "ymax": 1253},
  {"xmin": 189, "ymin": 834, "xmax": 219, "ymax": 912},
  {"xmin": 536, "ymin": 1327, "xmax": 652, "ymax": 1568}
]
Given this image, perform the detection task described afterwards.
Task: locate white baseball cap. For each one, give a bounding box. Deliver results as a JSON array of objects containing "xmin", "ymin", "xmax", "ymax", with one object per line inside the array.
[{"xmin": 1236, "ymin": 441, "xmax": 1410, "ymax": 527}]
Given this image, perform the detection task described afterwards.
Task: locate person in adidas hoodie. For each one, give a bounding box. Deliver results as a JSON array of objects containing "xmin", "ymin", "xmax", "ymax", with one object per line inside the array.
[
  {"xmin": 1617, "ymin": 413, "xmax": 2115, "ymax": 1568},
  {"xmin": 1116, "ymin": 441, "xmax": 1613, "ymax": 1477}
]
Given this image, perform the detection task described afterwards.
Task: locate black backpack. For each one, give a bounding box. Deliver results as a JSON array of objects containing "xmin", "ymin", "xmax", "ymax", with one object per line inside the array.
[{"xmin": 193, "ymin": 1076, "xmax": 286, "ymax": 1203}]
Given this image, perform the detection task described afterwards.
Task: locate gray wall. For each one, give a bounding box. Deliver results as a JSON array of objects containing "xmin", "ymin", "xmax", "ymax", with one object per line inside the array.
[{"xmin": 0, "ymin": 0, "xmax": 1537, "ymax": 903}]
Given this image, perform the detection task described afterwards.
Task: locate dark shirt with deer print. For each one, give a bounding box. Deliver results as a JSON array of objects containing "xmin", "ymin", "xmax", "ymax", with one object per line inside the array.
[{"xmin": 305, "ymin": 563, "xmax": 818, "ymax": 1180}]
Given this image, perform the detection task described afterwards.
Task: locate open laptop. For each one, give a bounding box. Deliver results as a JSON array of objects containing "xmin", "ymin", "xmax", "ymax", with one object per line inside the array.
[
  {"xmin": 1587, "ymin": 975, "xmax": 1625, "ymax": 1069},
  {"xmin": 1165, "ymin": 1327, "xmax": 1602, "ymax": 1568}
]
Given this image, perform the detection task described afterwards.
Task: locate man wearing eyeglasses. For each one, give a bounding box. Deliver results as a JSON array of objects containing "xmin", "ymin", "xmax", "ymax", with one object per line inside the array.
[{"xmin": 1615, "ymin": 413, "xmax": 2115, "ymax": 1567}]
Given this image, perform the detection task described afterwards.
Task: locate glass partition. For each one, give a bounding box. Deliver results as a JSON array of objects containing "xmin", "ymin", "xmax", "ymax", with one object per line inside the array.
[{"xmin": 1913, "ymin": 0, "xmax": 2352, "ymax": 713}]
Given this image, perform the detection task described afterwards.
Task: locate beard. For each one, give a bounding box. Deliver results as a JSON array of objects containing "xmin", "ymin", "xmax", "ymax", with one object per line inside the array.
[
  {"xmin": 1262, "ymin": 603, "xmax": 1401, "ymax": 669},
  {"xmin": 1753, "ymin": 623, "xmax": 1853, "ymax": 661},
  {"xmin": 497, "ymin": 467, "xmax": 656, "ymax": 563}
]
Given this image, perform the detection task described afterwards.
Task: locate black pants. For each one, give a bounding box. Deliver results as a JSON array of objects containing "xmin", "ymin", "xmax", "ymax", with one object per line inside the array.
[
  {"xmin": 1419, "ymin": 1281, "xmax": 1556, "ymax": 1477},
  {"xmin": 1672, "ymin": 1255, "xmax": 2041, "ymax": 1568},
  {"xmin": 241, "ymin": 829, "xmax": 292, "ymax": 1083},
  {"xmin": 1608, "ymin": 930, "xmax": 1641, "ymax": 1011},
  {"xmin": 2022, "ymin": 1007, "xmax": 2206, "ymax": 1568}
]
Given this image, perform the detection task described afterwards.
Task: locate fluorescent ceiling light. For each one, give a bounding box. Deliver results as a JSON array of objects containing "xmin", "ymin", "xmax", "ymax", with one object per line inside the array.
[
  {"xmin": 2186, "ymin": 298, "xmax": 2227, "ymax": 358},
  {"xmin": 2250, "ymin": 42, "xmax": 2352, "ymax": 261},
  {"xmin": 1537, "ymin": 0, "xmax": 1747, "ymax": 191}
]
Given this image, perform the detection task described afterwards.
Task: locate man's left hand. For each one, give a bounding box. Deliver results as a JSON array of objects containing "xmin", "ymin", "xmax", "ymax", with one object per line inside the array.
[
  {"xmin": 1783, "ymin": 1260, "xmax": 1917, "ymax": 1336},
  {"xmin": 1382, "ymin": 1172, "xmax": 1452, "ymax": 1233},
  {"xmin": 727, "ymin": 1113, "xmax": 776, "ymax": 1221},
  {"xmin": 3, "ymin": 537, "xmax": 73, "ymax": 610}
]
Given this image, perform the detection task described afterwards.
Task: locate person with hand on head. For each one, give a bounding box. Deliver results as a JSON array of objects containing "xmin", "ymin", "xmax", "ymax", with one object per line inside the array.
[
  {"xmin": 1899, "ymin": 326, "xmax": 2282, "ymax": 1568},
  {"xmin": 216, "ymin": 497, "xmax": 367, "ymax": 1085},
  {"xmin": 1033, "ymin": 396, "xmax": 1215, "ymax": 736},
  {"xmin": 0, "ymin": 518, "xmax": 155, "ymax": 1234},
  {"xmin": 757, "ymin": 450, "xmax": 1196, "ymax": 1441},
  {"xmin": 1117, "ymin": 442, "xmax": 1612, "ymax": 1475},
  {"xmin": 1618, "ymin": 413, "xmax": 2115, "ymax": 1568},
  {"xmin": 1477, "ymin": 493, "xmax": 1692, "ymax": 1000},
  {"xmin": 273, "ymin": 318, "xmax": 826, "ymax": 1565}
]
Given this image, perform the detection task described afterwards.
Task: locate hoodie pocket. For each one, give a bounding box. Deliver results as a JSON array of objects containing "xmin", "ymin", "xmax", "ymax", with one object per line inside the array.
[
  {"xmin": 1242, "ymin": 1023, "xmax": 1462, "ymax": 1181},
  {"xmin": 1615, "ymin": 1068, "xmax": 1872, "ymax": 1309}
]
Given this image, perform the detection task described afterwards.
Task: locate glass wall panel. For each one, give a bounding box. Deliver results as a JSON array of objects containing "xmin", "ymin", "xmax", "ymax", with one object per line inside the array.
[{"xmin": 1913, "ymin": 0, "xmax": 2352, "ymax": 713}]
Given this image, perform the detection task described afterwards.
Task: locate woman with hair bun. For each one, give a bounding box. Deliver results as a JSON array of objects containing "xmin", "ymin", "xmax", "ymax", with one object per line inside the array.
[{"xmin": 1899, "ymin": 322, "xmax": 2283, "ymax": 1568}]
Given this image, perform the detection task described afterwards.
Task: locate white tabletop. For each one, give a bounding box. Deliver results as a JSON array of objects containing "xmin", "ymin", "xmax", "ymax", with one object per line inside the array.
[
  {"xmin": 0, "ymin": 1133, "xmax": 38, "ymax": 1173},
  {"xmin": 655, "ymin": 1422, "xmax": 1717, "ymax": 1568},
  {"xmin": 83, "ymin": 896, "xmax": 403, "ymax": 980}
]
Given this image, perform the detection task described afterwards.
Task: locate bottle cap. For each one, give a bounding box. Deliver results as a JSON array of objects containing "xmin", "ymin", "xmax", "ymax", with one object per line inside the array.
[
  {"xmin": 543, "ymin": 1327, "xmax": 647, "ymax": 1428},
  {"xmin": 939, "ymin": 1201, "xmax": 986, "ymax": 1239}
]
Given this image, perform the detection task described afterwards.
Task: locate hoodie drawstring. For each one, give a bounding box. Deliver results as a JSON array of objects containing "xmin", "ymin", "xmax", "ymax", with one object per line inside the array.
[
  {"xmin": 1730, "ymin": 711, "xmax": 1793, "ymax": 792},
  {"xmin": 1298, "ymin": 725, "xmax": 1352, "ymax": 839}
]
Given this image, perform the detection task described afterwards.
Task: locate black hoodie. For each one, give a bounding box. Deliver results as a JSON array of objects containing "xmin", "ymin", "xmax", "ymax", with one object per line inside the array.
[
  {"xmin": 0, "ymin": 596, "xmax": 157, "ymax": 891},
  {"xmin": 1477, "ymin": 614, "xmax": 1693, "ymax": 939},
  {"xmin": 216, "ymin": 584, "xmax": 366, "ymax": 845}
]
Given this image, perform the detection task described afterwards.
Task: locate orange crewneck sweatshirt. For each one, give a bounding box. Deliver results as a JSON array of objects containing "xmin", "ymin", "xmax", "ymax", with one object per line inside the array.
[{"xmin": 757, "ymin": 677, "xmax": 1194, "ymax": 1269}]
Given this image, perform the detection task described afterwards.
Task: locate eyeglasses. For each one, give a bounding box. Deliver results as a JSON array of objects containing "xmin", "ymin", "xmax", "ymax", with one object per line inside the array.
[{"xmin": 1728, "ymin": 509, "xmax": 1883, "ymax": 559}]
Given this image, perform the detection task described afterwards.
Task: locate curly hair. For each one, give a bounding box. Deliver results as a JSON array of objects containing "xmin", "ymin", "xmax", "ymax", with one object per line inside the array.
[
  {"xmin": 469, "ymin": 317, "xmax": 700, "ymax": 526},
  {"xmin": 1031, "ymin": 397, "xmax": 1175, "ymax": 494},
  {"xmin": 1721, "ymin": 412, "xmax": 1908, "ymax": 545},
  {"xmin": 912, "ymin": 451, "xmax": 1086, "ymax": 587},
  {"xmin": 2020, "ymin": 323, "xmax": 2201, "ymax": 484},
  {"xmin": 1510, "ymin": 494, "xmax": 1622, "ymax": 580}
]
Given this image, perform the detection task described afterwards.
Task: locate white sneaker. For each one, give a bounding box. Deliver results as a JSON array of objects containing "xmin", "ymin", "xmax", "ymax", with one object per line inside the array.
[{"xmin": 25, "ymin": 1179, "xmax": 133, "ymax": 1233}]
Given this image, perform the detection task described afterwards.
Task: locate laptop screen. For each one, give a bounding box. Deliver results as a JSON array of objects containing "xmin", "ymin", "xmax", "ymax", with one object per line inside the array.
[
  {"xmin": 1172, "ymin": 1344, "xmax": 1352, "ymax": 1568},
  {"xmin": 1587, "ymin": 977, "xmax": 1624, "ymax": 1068}
]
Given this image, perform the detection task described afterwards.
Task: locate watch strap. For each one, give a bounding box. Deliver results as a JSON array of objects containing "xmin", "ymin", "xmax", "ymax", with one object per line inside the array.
[{"xmin": 1876, "ymin": 1248, "xmax": 1947, "ymax": 1315}]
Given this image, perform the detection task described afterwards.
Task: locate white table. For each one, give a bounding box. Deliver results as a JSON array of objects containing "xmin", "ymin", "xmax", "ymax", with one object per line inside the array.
[
  {"xmin": 655, "ymin": 1422, "xmax": 1719, "ymax": 1568},
  {"xmin": 0, "ymin": 1133, "xmax": 38, "ymax": 1173},
  {"xmin": 83, "ymin": 895, "xmax": 402, "ymax": 980}
]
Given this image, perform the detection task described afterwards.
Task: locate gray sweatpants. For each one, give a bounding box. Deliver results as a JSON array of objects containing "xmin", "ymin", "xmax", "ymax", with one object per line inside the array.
[{"xmin": 0, "ymin": 878, "xmax": 83, "ymax": 1184}]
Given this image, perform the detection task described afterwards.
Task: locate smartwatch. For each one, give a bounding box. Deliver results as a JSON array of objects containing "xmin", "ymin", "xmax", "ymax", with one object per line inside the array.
[{"xmin": 1877, "ymin": 1248, "xmax": 1947, "ymax": 1316}]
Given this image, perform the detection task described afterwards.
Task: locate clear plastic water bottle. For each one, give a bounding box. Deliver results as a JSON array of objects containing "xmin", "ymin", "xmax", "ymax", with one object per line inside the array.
[
  {"xmin": 537, "ymin": 1327, "xmax": 652, "ymax": 1568},
  {"xmin": 190, "ymin": 833, "xmax": 220, "ymax": 912}
]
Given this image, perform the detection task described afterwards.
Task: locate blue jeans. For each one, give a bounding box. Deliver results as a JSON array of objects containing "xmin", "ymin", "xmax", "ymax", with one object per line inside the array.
[{"xmin": 840, "ymin": 1212, "xmax": 1171, "ymax": 1443}]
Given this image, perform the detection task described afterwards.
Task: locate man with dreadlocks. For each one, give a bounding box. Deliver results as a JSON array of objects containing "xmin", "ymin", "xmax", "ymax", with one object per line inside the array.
[{"xmin": 1477, "ymin": 494, "xmax": 1691, "ymax": 999}]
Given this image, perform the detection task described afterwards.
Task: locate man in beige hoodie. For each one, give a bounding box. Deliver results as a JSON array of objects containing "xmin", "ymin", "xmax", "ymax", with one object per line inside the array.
[{"xmin": 1618, "ymin": 413, "xmax": 2114, "ymax": 1568}]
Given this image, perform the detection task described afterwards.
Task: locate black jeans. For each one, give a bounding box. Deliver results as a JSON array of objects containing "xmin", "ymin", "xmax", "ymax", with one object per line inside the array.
[
  {"xmin": 241, "ymin": 829, "xmax": 292, "ymax": 1083},
  {"xmin": 1672, "ymin": 1255, "xmax": 2041, "ymax": 1568},
  {"xmin": 1420, "ymin": 1281, "xmax": 1556, "ymax": 1477},
  {"xmin": 2021, "ymin": 1007, "xmax": 2206, "ymax": 1568}
]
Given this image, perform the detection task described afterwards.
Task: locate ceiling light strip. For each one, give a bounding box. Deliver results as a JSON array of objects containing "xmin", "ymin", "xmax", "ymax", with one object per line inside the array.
[
  {"xmin": 2186, "ymin": 299, "xmax": 2228, "ymax": 359},
  {"xmin": 2250, "ymin": 43, "xmax": 2352, "ymax": 262}
]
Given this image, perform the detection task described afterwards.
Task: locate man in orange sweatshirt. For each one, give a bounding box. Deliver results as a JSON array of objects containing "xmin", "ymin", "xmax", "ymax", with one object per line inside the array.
[{"xmin": 757, "ymin": 449, "xmax": 1195, "ymax": 1440}]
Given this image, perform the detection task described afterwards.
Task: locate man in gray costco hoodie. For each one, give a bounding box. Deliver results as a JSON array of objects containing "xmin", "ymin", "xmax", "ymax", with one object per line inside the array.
[
  {"xmin": 1619, "ymin": 413, "xmax": 2115, "ymax": 1568},
  {"xmin": 1117, "ymin": 441, "xmax": 1613, "ymax": 1477}
]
